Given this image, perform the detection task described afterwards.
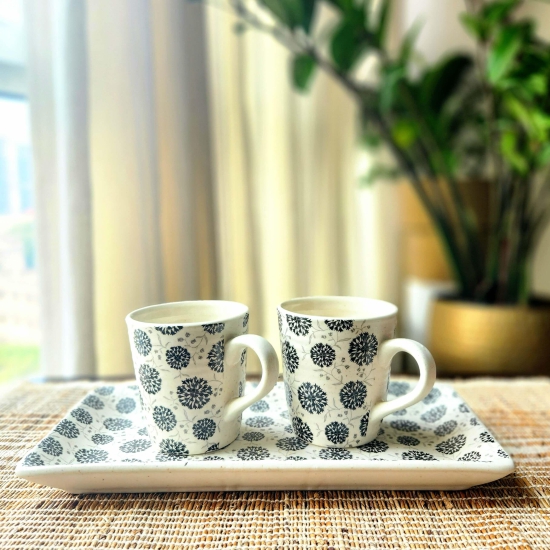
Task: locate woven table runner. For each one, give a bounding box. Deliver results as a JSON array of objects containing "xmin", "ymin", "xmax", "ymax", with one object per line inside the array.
[{"xmin": 0, "ymin": 378, "xmax": 549, "ymax": 549}]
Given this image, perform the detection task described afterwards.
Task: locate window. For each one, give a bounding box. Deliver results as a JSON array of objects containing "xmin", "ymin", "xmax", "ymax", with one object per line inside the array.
[{"xmin": 0, "ymin": 0, "xmax": 39, "ymax": 383}]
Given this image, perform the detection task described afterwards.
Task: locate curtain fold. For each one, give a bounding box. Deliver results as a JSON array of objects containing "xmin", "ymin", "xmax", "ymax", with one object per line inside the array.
[{"xmin": 24, "ymin": 0, "xmax": 95, "ymax": 378}]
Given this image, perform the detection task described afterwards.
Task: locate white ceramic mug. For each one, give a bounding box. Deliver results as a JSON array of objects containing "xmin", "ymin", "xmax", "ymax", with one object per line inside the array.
[
  {"xmin": 126, "ymin": 300, "xmax": 279, "ymax": 456},
  {"xmin": 278, "ymin": 296, "xmax": 437, "ymax": 448}
]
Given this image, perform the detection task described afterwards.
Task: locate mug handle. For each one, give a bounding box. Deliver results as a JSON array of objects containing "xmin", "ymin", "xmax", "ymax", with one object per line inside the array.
[
  {"xmin": 222, "ymin": 334, "xmax": 280, "ymax": 422},
  {"xmin": 369, "ymin": 338, "xmax": 437, "ymax": 427}
]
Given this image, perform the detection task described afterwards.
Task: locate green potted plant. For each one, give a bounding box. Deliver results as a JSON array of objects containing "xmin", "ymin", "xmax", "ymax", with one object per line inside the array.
[{"xmin": 213, "ymin": 0, "xmax": 550, "ymax": 375}]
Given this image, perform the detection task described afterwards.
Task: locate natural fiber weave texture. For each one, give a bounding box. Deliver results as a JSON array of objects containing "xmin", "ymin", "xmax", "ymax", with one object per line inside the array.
[{"xmin": 0, "ymin": 378, "xmax": 548, "ymax": 549}]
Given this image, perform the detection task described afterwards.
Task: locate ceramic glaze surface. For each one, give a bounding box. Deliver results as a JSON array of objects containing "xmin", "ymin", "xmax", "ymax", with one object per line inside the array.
[
  {"xmin": 126, "ymin": 302, "xmax": 253, "ymax": 455},
  {"xmin": 278, "ymin": 297, "xmax": 436, "ymax": 448},
  {"xmin": 18, "ymin": 381, "xmax": 513, "ymax": 469}
]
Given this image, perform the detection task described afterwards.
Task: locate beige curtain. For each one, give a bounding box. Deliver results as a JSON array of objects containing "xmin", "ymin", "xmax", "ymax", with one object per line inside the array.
[
  {"xmin": 206, "ymin": 7, "xmax": 387, "ymax": 354},
  {"xmin": 87, "ymin": 0, "xmax": 218, "ymax": 377},
  {"xmin": 27, "ymin": 0, "xmax": 399, "ymax": 378}
]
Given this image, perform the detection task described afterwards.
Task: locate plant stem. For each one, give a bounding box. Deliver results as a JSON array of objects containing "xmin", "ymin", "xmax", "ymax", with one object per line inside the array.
[{"xmin": 366, "ymin": 107, "xmax": 471, "ymax": 292}]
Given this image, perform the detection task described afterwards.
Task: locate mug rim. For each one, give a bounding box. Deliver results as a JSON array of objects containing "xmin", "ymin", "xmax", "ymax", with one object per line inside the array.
[
  {"xmin": 278, "ymin": 295, "xmax": 398, "ymax": 321},
  {"xmin": 126, "ymin": 300, "xmax": 248, "ymax": 327}
]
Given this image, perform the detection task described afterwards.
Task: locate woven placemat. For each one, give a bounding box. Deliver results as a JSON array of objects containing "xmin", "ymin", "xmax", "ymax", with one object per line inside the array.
[{"xmin": 0, "ymin": 378, "xmax": 549, "ymax": 549}]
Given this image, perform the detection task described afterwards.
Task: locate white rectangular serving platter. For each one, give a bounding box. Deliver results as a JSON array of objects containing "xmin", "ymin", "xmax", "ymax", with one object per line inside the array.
[{"xmin": 16, "ymin": 381, "xmax": 514, "ymax": 493}]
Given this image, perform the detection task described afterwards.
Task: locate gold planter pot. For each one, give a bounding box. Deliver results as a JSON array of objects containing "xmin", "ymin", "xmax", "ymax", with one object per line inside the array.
[{"xmin": 428, "ymin": 298, "xmax": 550, "ymax": 376}]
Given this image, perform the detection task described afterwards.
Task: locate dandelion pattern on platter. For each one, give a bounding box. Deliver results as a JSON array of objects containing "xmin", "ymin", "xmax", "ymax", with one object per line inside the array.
[
  {"xmin": 104, "ymin": 417, "xmax": 132, "ymax": 431},
  {"xmin": 242, "ymin": 431, "xmax": 265, "ymax": 442},
  {"xmin": 298, "ymin": 382, "xmax": 327, "ymax": 414},
  {"xmin": 319, "ymin": 448, "xmax": 353, "ymax": 460},
  {"xmin": 71, "ymin": 407, "xmax": 93, "ymax": 425},
  {"xmin": 95, "ymin": 386, "xmax": 114, "ymax": 396},
  {"xmin": 420, "ymin": 405, "xmax": 447, "ymax": 423},
  {"xmin": 339, "ymin": 381, "xmax": 367, "ymax": 410},
  {"xmin": 237, "ymin": 446, "xmax": 270, "ymax": 461},
  {"xmin": 38, "ymin": 437, "xmax": 63, "ymax": 457},
  {"xmin": 246, "ymin": 416, "xmax": 274, "ymax": 428},
  {"xmin": 310, "ymin": 343, "xmax": 336, "ymax": 368},
  {"xmin": 388, "ymin": 382, "xmax": 410, "ymax": 397},
  {"xmin": 75, "ymin": 449, "xmax": 109, "ymax": 463},
  {"xmin": 116, "ymin": 398, "xmax": 136, "ymax": 414},
  {"xmin": 422, "ymin": 388, "xmax": 441, "ymax": 404},
  {"xmin": 155, "ymin": 325, "xmax": 183, "ymax": 336},
  {"xmin": 348, "ymin": 332, "xmax": 378, "ymax": 366},
  {"xmin": 177, "ymin": 377, "xmax": 213, "ymax": 410},
  {"xmin": 120, "ymin": 439, "xmax": 152, "ymax": 453},
  {"xmin": 92, "ymin": 434, "xmax": 114, "ymax": 445},
  {"xmin": 458, "ymin": 451, "xmax": 481, "ymax": 462},
  {"xmin": 207, "ymin": 340, "xmax": 225, "ymax": 373},
  {"xmin": 397, "ymin": 436, "xmax": 420, "ymax": 446},
  {"xmin": 21, "ymin": 382, "xmax": 510, "ymax": 471},
  {"xmin": 276, "ymin": 437, "xmax": 308, "ymax": 452},
  {"xmin": 286, "ymin": 315, "xmax": 312, "ymax": 336},
  {"xmin": 434, "ymin": 420, "xmax": 457, "ymax": 437},
  {"xmin": 54, "ymin": 419, "xmax": 79, "ymax": 439},
  {"xmin": 402, "ymin": 450, "xmax": 437, "ymax": 461},
  {"xmin": 23, "ymin": 452, "xmax": 44, "ymax": 467},
  {"xmin": 166, "ymin": 346, "xmax": 191, "ymax": 370},
  {"xmin": 250, "ymin": 400, "xmax": 269, "ymax": 413},
  {"xmin": 435, "ymin": 434, "xmax": 467, "ymax": 455},
  {"xmin": 83, "ymin": 395, "xmax": 104, "ymax": 410},
  {"xmin": 133, "ymin": 329, "xmax": 152, "ymax": 356},
  {"xmin": 390, "ymin": 420, "xmax": 420, "ymax": 433},
  {"xmin": 359, "ymin": 439, "xmax": 389, "ymax": 453},
  {"xmin": 157, "ymin": 439, "xmax": 188, "ymax": 460},
  {"xmin": 324, "ymin": 319, "xmax": 353, "ymax": 332}
]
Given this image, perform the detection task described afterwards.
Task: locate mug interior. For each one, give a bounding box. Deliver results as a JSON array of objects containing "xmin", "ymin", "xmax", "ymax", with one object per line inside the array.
[
  {"xmin": 127, "ymin": 300, "xmax": 248, "ymax": 326},
  {"xmin": 280, "ymin": 296, "xmax": 397, "ymax": 320}
]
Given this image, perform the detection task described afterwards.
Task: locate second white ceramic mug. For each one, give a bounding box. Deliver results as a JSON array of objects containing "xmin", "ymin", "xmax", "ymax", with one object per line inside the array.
[{"xmin": 278, "ymin": 296, "xmax": 437, "ymax": 448}]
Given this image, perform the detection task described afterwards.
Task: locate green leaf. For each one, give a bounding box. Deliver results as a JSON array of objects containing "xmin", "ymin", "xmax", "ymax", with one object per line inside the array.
[
  {"xmin": 399, "ymin": 20, "xmax": 423, "ymax": 65},
  {"xmin": 292, "ymin": 54, "xmax": 316, "ymax": 91},
  {"xmin": 459, "ymin": 13, "xmax": 487, "ymax": 41},
  {"xmin": 325, "ymin": 0, "xmax": 354, "ymax": 13},
  {"xmin": 373, "ymin": 0, "xmax": 391, "ymax": 48},
  {"xmin": 330, "ymin": 14, "xmax": 368, "ymax": 72},
  {"xmin": 391, "ymin": 119, "xmax": 417, "ymax": 149},
  {"xmin": 481, "ymin": 0, "xmax": 520, "ymax": 24},
  {"xmin": 259, "ymin": 0, "xmax": 303, "ymax": 28},
  {"xmin": 420, "ymin": 54, "xmax": 472, "ymax": 113},
  {"xmin": 360, "ymin": 163, "xmax": 400, "ymax": 186},
  {"xmin": 500, "ymin": 130, "xmax": 528, "ymax": 173},
  {"xmin": 487, "ymin": 24, "xmax": 524, "ymax": 83},
  {"xmin": 537, "ymin": 143, "xmax": 550, "ymax": 167},
  {"xmin": 379, "ymin": 64, "xmax": 405, "ymax": 113},
  {"xmin": 301, "ymin": 0, "xmax": 317, "ymax": 32}
]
